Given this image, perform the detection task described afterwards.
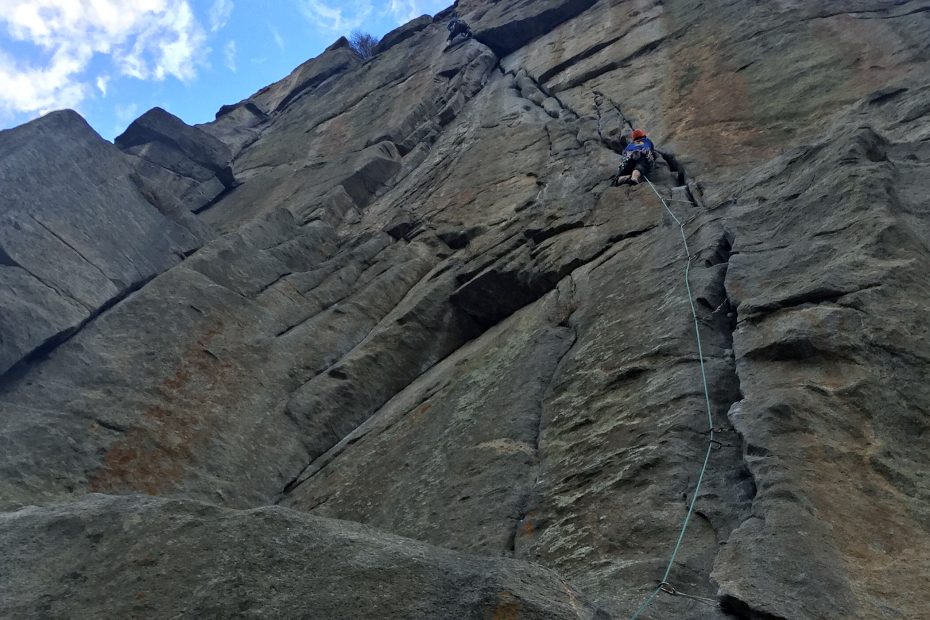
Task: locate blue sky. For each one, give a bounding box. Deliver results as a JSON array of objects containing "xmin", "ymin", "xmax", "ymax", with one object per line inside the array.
[{"xmin": 0, "ymin": 1, "xmax": 451, "ymax": 141}]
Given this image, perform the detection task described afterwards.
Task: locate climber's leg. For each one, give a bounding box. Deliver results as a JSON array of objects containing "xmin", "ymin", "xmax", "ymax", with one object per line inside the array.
[
  {"xmin": 629, "ymin": 160, "xmax": 652, "ymax": 185},
  {"xmin": 614, "ymin": 160, "xmax": 635, "ymax": 185}
]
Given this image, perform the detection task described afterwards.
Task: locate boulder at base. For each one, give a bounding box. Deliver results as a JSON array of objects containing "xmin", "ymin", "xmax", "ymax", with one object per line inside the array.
[{"xmin": 0, "ymin": 494, "xmax": 607, "ymax": 620}]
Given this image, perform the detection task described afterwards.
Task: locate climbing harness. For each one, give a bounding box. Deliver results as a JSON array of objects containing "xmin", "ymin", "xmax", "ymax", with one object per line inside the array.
[{"xmin": 628, "ymin": 176, "xmax": 717, "ymax": 620}]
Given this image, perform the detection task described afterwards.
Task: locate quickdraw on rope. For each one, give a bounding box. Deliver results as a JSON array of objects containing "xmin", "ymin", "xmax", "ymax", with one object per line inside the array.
[{"xmin": 628, "ymin": 176, "xmax": 717, "ymax": 620}]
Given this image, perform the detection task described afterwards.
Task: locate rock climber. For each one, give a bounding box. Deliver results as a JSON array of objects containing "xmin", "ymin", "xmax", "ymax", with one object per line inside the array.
[
  {"xmin": 614, "ymin": 129, "xmax": 656, "ymax": 186},
  {"xmin": 447, "ymin": 16, "xmax": 472, "ymax": 43}
]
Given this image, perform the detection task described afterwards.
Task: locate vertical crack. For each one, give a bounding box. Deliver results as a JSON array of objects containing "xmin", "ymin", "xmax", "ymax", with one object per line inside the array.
[
  {"xmin": 592, "ymin": 90, "xmax": 634, "ymax": 135},
  {"xmin": 592, "ymin": 91, "xmax": 606, "ymax": 142},
  {"xmin": 711, "ymin": 232, "xmax": 756, "ymax": 509},
  {"xmin": 509, "ymin": 277, "xmax": 578, "ymax": 555},
  {"xmin": 689, "ymin": 230, "xmax": 757, "ymax": 601}
]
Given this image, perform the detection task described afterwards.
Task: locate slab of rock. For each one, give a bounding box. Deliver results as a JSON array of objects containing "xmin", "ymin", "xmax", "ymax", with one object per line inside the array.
[
  {"xmin": 375, "ymin": 15, "xmax": 433, "ymax": 54},
  {"xmin": 709, "ymin": 99, "xmax": 930, "ymax": 620},
  {"xmin": 116, "ymin": 107, "xmax": 237, "ymax": 215},
  {"xmin": 0, "ymin": 494, "xmax": 607, "ymax": 619},
  {"xmin": 459, "ymin": 0, "xmax": 600, "ymax": 57},
  {"xmin": 283, "ymin": 282, "xmax": 575, "ymax": 554},
  {"xmin": 0, "ymin": 110, "xmax": 203, "ymax": 377},
  {"xmin": 0, "ymin": 227, "xmax": 464, "ymax": 512},
  {"xmin": 116, "ymin": 107, "xmax": 234, "ymax": 182},
  {"xmin": 199, "ymin": 101, "xmax": 266, "ymax": 157},
  {"xmin": 238, "ymin": 39, "xmax": 360, "ymax": 116},
  {"xmin": 199, "ymin": 26, "xmax": 496, "ymax": 231}
]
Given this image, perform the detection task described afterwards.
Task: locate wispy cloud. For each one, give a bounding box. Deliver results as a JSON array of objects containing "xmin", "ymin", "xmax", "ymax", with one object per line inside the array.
[
  {"xmin": 96, "ymin": 75, "xmax": 110, "ymax": 96},
  {"xmin": 209, "ymin": 0, "xmax": 234, "ymax": 33},
  {"xmin": 387, "ymin": 1, "xmax": 448, "ymax": 24},
  {"xmin": 387, "ymin": 1, "xmax": 422, "ymax": 23},
  {"xmin": 115, "ymin": 102, "xmax": 139, "ymax": 123},
  {"xmin": 296, "ymin": 0, "xmax": 373, "ymax": 32},
  {"xmin": 268, "ymin": 24, "xmax": 286, "ymax": 51},
  {"xmin": 0, "ymin": 0, "xmax": 208, "ymax": 118},
  {"xmin": 114, "ymin": 2, "xmax": 207, "ymax": 82},
  {"xmin": 113, "ymin": 101, "xmax": 139, "ymax": 136},
  {"xmin": 223, "ymin": 40, "xmax": 237, "ymax": 73}
]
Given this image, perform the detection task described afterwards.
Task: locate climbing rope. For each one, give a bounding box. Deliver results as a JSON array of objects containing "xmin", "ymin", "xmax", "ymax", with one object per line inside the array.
[{"xmin": 627, "ymin": 176, "xmax": 717, "ymax": 620}]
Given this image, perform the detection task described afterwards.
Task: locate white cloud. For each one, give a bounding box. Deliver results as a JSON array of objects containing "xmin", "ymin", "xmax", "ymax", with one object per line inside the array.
[
  {"xmin": 0, "ymin": 0, "xmax": 208, "ymax": 118},
  {"xmin": 113, "ymin": 2, "xmax": 206, "ymax": 81},
  {"xmin": 223, "ymin": 40, "xmax": 237, "ymax": 73},
  {"xmin": 0, "ymin": 47, "xmax": 88, "ymax": 116},
  {"xmin": 387, "ymin": 1, "xmax": 420, "ymax": 23},
  {"xmin": 387, "ymin": 0, "xmax": 447, "ymax": 24},
  {"xmin": 208, "ymin": 0, "xmax": 233, "ymax": 33},
  {"xmin": 115, "ymin": 101, "xmax": 139, "ymax": 123},
  {"xmin": 268, "ymin": 24, "xmax": 286, "ymax": 50},
  {"xmin": 96, "ymin": 75, "xmax": 110, "ymax": 95},
  {"xmin": 112, "ymin": 101, "xmax": 139, "ymax": 137},
  {"xmin": 297, "ymin": 0, "xmax": 373, "ymax": 32}
]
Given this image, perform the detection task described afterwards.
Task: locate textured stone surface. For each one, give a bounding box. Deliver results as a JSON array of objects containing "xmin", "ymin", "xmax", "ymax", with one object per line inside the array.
[
  {"xmin": 0, "ymin": 110, "xmax": 204, "ymax": 377},
  {"xmin": 375, "ymin": 14, "xmax": 433, "ymax": 54},
  {"xmin": 0, "ymin": 494, "xmax": 606, "ymax": 619},
  {"xmin": 2, "ymin": 1, "xmax": 930, "ymax": 618},
  {"xmin": 463, "ymin": 0, "xmax": 600, "ymax": 57},
  {"xmin": 116, "ymin": 106, "xmax": 237, "ymax": 216},
  {"xmin": 283, "ymin": 282, "xmax": 577, "ymax": 554}
]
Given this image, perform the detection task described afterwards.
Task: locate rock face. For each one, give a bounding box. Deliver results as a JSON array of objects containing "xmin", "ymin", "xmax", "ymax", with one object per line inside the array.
[
  {"xmin": 0, "ymin": 110, "xmax": 206, "ymax": 377},
  {"xmin": 0, "ymin": 494, "xmax": 605, "ymax": 619},
  {"xmin": 2, "ymin": 1, "xmax": 930, "ymax": 619},
  {"xmin": 116, "ymin": 106, "xmax": 238, "ymax": 217}
]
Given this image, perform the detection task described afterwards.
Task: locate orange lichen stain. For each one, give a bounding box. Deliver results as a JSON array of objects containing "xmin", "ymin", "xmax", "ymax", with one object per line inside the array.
[
  {"xmin": 134, "ymin": 592, "xmax": 147, "ymax": 601},
  {"xmin": 519, "ymin": 518, "xmax": 536, "ymax": 538},
  {"xmin": 661, "ymin": 15, "xmax": 782, "ymax": 171},
  {"xmin": 313, "ymin": 113, "xmax": 349, "ymax": 154},
  {"xmin": 491, "ymin": 592, "xmax": 521, "ymax": 620},
  {"xmin": 407, "ymin": 401, "xmax": 433, "ymax": 425},
  {"xmin": 804, "ymin": 433, "xmax": 930, "ymax": 577},
  {"xmin": 90, "ymin": 400, "xmax": 203, "ymax": 495},
  {"xmin": 161, "ymin": 366, "xmax": 192, "ymax": 392},
  {"xmin": 89, "ymin": 324, "xmax": 238, "ymax": 495}
]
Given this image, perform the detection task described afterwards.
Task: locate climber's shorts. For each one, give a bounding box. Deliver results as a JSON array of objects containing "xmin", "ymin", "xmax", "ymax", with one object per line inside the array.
[{"xmin": 619, "ymin": 156, "xmax": 653, "ymax": 177}]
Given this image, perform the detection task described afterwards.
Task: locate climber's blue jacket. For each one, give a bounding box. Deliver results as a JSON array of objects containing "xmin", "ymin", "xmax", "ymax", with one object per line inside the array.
[
  {"xmin": 623, "ymin": 137, "xmax": 655, "ymax": 155},
  {"xmin": 620, "ymin": 138, "xmax": 656, "ymax": 167}
]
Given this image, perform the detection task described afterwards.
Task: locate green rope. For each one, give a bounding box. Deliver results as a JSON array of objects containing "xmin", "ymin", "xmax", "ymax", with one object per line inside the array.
[
  {"xmin": 627, "ymin": 176, "xmax": 717, "ymax": 619},
  {"xmin": 629, "ymin": 585, "xmax": 663, "ymax": 620}
]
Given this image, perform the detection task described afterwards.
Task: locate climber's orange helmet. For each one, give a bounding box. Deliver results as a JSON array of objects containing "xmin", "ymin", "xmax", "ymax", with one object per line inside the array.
[{"xmin": 630, "ymin": 128, "xmax": 647, "ymax": 140}]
